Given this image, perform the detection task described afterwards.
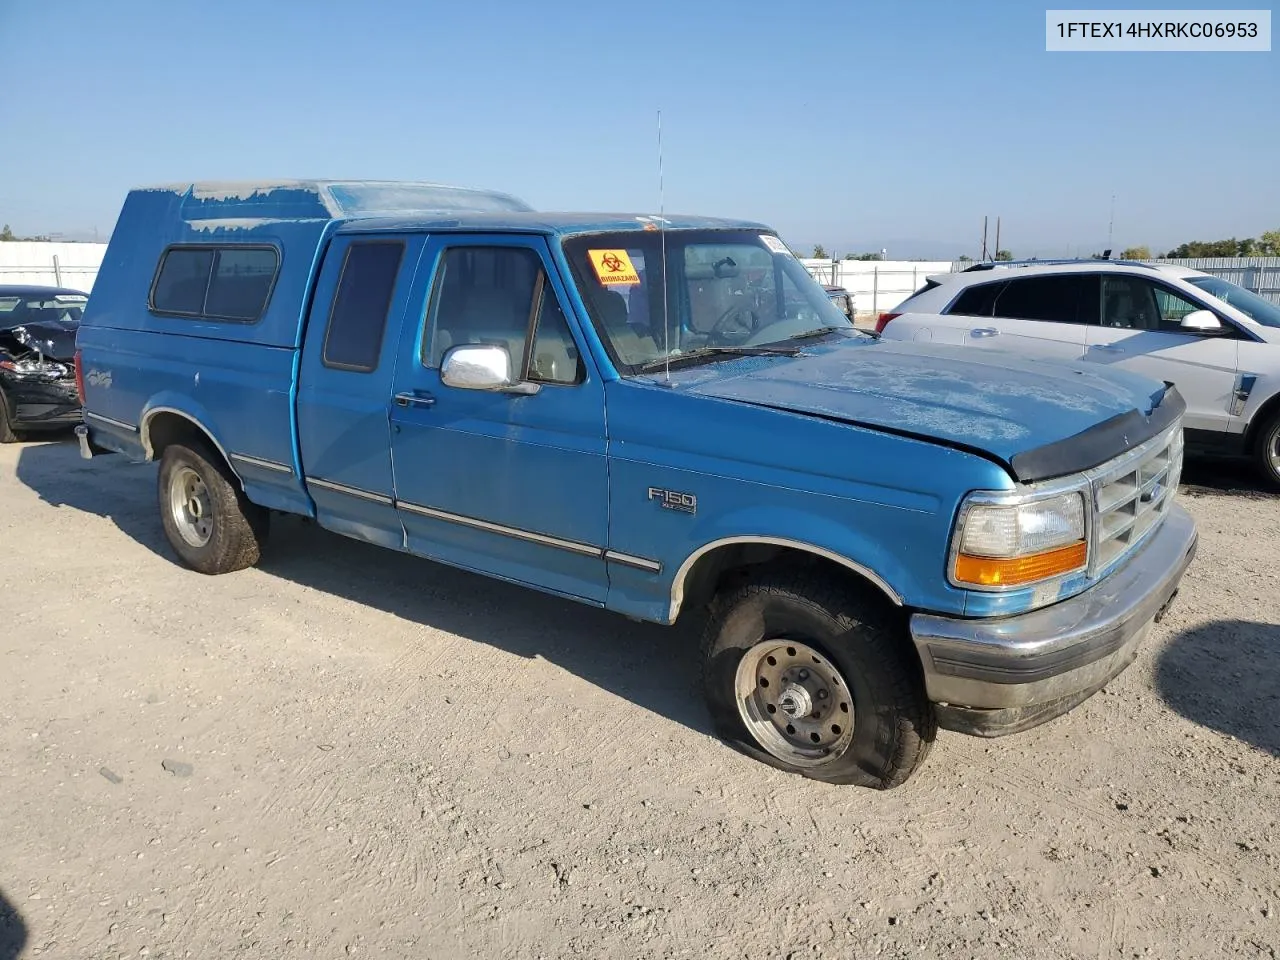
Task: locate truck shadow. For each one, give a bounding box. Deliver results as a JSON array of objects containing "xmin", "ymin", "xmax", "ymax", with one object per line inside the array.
[
  {"xmin": 0, "ymin": 887, "xmax": 27, "ymax": 960},
  {"xmin": 14, "ymin": 439, "xmax": 712, "ymax": 737},
  {"xmin": 1178, "ymin": 456, "xmax": 1279, "ymax": 500},
  {"xmin": 1154, "ymin": 619, "xmax": 1280, "ymax": 757}
]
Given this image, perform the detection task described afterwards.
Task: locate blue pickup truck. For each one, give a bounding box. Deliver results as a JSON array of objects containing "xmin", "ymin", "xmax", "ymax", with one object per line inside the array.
[{"xmin": 74, "ymin": 180, "xmax": 1197, "ymax": 789}]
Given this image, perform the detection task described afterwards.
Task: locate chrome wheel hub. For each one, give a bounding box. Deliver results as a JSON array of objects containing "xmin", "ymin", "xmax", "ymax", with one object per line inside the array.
[
  {"xmin": 777, "ymin": 682, "xmax": 814, "ymax": 719},
  {"xmin": 734, "ymin": 639, "xmax": 855, "ymax": 767},
  {"xmin": 168, "ymin": 466, "xmax": 213, "ymax": 548}
]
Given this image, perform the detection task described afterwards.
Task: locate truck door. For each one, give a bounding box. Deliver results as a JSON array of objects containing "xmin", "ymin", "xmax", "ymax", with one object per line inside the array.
[
  {"xmin": 297, "ymin": 233, "xmax": 425, "ymax": 549},
  {"xmin": 388, "ymin": 234, "xmax": 610, "ymax": 603}
]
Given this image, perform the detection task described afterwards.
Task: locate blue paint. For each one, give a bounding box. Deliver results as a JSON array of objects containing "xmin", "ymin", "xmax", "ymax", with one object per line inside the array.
[{"xmin": 77, "ymin": 179, "xmax": 1177, "ymax": 630}]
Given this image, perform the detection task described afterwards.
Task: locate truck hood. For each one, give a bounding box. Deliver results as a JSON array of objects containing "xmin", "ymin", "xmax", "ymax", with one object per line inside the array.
[{"xmin": 676, "ymin": 337, "xmax": 1178, "ymax": 481}]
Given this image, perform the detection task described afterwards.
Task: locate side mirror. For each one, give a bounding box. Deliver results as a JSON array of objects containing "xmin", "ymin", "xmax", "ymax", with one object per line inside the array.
[
  {"xmin": 440, "ymin": 344, "xmax": 539, "ymax": 394},
  {"xmin": 1179, "ymin": 309, "xmax": 1223, "ymax": 333}
]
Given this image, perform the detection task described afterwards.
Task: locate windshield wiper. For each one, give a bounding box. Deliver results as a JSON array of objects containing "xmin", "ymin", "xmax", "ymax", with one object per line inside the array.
[
  {"xmin": 635, "ymin": 344, "xmax": 802, "ymax": 373},
  {"xmin": 783, "ymin": 325, "xmax": 847, "ymax": 340}
]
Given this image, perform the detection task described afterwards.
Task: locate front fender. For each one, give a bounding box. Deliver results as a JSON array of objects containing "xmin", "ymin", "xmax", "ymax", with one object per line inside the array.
[{"xmin": 663, "ymin": 505, "xmax": 925, "ymax": 622}]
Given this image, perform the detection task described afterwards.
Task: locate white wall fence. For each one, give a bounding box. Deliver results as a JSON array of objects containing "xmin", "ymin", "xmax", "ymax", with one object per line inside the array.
[
  {"xmin": 6, "ymin": 242, "xmax": 1276, "ymax": 311},
  {"xmin": 0, "ymin": 241, "xmax": 108, "ymax": 292},
  {"xmin": 800, "ymin": 259, "xmax": 953, "ymax": 317}
]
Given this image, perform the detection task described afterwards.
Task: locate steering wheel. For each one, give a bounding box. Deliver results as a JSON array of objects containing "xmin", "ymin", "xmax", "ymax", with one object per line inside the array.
[{"xmin": 707, "ymin": 299, "xmax": 760, "ymax": 344}]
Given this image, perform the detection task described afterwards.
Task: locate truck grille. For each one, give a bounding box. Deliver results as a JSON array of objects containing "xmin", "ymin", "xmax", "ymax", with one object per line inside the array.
[{"xmin": 1087, "ymin": 424, "xmax": 1183, "ymax": 576}]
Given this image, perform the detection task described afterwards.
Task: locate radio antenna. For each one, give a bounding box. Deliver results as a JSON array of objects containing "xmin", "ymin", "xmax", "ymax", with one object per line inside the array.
[{"xmin": 658, "ymin": 108, "xmax": 671, "ymax": 383}]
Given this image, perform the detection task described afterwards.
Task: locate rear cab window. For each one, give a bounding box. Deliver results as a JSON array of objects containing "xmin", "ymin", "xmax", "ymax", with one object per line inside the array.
[
  {"xmin": 321, "ymin": 240, "xmax": 406, "ymax": 372},
  {"xmin": 150, "ymin": 245, "xmax": 279, "ymax": 322}
]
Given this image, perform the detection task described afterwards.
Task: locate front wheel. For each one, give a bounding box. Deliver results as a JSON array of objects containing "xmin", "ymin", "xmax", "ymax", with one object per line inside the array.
[
  {"xmin": 701, "ymin": 571, "xmax": 935, "ymax": 788},
  {"xmin": 1253, "ymin": 412, "xmax": 1280, "ymax": 490},
  {"xmin": 157, "ymin": 441, "xmax": 268, "ymax": 574}
]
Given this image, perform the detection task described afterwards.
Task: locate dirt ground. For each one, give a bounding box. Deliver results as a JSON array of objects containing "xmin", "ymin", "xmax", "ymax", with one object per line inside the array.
[{"xmin": 1, "ymin": 438, "xmax": 1276, "ymax": 960}]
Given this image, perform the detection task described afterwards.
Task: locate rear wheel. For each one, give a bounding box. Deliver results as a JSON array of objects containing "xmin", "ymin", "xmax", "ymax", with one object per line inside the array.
[
  {"xmin": 701, "ymin": 570, "xmax": 935, "ymax": 788},
  {"xmin": 157, "ymin": 441, "xmax": 268, "ymax": 574},
  {"xmin": 1254, "ymin": 412, "xmax": 1280, "ymax": 490}
]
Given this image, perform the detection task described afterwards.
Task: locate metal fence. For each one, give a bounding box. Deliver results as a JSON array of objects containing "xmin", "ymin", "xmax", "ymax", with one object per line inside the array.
[{"xmin": 1145, "ymin": 257, "xmax": 1280, "ymax": 305}]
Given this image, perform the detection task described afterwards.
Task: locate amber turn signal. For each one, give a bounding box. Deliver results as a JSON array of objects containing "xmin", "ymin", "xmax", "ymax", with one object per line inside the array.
[{"xmin": 954, "ymin": 540, "xmax": 1087, "ymax": 587}]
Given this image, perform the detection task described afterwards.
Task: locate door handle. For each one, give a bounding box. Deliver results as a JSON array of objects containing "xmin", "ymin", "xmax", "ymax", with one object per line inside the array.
[
  {"xmin": 394, "ymin": 390, "xmax": 436, "ymax": 409},
  {"xmin": 970, "ymin": 327, "xmax": 1000, "ymax": 338}
]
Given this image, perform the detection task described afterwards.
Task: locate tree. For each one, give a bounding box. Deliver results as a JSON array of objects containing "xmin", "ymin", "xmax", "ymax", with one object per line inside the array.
[
  {"xmin": 957, "ymin": 254, "xmax": 973, "ymax": 263},
  {"xmin": 994, "ymin": 250, "xmax": 1013, "ymax": 261},
  {"xmin": 845, "ymin": 252, "xmax": 882, "ymax": 261},
  {"xmin": 0, "ymin": 224, "xmax": 14, "ymax": 241},
  {"xmin": 811, "ymin": 244, "xmax": 827, "ymax": 259},
  {"xmin": 1121, "ymin": 245, "xmax": 1151, "ymax": 260},
  {"xmin": 1259, "ymin": 231, "xmax": 1280, "ymax": 257},
  {"xmin": 1167, "ymin": 238, "xmax": 1253, "ymax": 258}
]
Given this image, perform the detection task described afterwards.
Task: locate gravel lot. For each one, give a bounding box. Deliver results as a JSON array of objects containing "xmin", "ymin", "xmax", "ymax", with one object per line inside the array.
[{"xmin": 1, "ymin": 438, "xmax": 1277, "ymax": 960}]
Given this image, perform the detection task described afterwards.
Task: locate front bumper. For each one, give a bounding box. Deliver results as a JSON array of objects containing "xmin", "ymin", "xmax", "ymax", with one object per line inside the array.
[
  {"xmin": 2, "ymin": 377, "xmax": 82, "ymax": 430},
  {"xmin": 910, "ymin": 503, "xmax": 1198, "ymax": 737}
]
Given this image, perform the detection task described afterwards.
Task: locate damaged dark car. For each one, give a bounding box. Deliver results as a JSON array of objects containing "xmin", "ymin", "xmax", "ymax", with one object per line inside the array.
[{"xmin": 0, "ymin": 285, "xmax": 87, "ymax": 442}]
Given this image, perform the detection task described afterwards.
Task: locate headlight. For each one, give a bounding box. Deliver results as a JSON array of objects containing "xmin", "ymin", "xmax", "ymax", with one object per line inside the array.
[
  {"xmin": 0, "ymin": 358, "xmax": 69, "ymax": 380},
  {"xmin": 951, "ymin": 491, "xmax": 1087, "ymax": 588}
]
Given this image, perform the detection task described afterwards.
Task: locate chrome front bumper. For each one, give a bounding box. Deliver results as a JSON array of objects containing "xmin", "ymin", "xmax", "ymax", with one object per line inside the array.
[{"xmin": 910, "ymin": 503, "xmax": 1198, "ymax": 737}]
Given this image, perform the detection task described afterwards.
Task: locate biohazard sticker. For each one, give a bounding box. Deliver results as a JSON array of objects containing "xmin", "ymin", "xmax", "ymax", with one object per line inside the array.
[
  {"xmin": 759, "ymin": 234, "xmax": 793, "ymax": 256},
  {"xmin": 587, "ymin": 249, "xmax": 641, "ymax": 285}
]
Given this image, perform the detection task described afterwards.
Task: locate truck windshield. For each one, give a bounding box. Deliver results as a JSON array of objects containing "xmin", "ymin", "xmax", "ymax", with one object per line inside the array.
[
  {"xmin": 561, "ymin": 230, "xmax": 861, "ymax": 373},
  {"xmin": 1185, "ymin": 275, "xmax": 1280, "ymax": 328}
]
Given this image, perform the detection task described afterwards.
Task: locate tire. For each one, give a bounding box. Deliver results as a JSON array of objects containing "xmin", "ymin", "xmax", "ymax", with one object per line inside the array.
[
  {"xmin": 1253, "ymin": 412, "xmax": 1280, "ymax": 490},
  {"xmin": 0, "ymin": 389, "xmax": 20, "ymax": 443},
  {"xmin": 157, "ymin": 441, "xmax": 268, "ymax": 574},
  {"xmin": 701, "ymin": 570, "xmax": 935, "ymax": 789}
]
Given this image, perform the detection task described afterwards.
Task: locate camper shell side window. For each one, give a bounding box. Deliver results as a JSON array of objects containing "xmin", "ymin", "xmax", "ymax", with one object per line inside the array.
[{"xmin": 148, "ymin": 244, "xmax": 281, "ymax": 323}]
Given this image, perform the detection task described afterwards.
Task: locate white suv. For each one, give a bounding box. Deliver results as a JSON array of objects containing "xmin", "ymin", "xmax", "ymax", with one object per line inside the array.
[{"xmin": 878, "ymin": 260, "xmax": 1280, "ymax": 484}]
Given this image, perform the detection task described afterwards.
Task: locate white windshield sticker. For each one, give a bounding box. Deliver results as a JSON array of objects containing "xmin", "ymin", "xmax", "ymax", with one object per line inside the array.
[{"xmin": 759, "ymin": 235, "xmax": 792, "ymax": 256}]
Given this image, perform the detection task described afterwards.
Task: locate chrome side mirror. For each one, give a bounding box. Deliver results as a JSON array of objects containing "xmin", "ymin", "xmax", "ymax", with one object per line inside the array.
[
  {"xmin": 440, "ymin": 344, "xmax": 539, "ymax": 394},
  {"xmin": 1179, "ymin": 309, "xmax": 1223, "ymax": 333}
]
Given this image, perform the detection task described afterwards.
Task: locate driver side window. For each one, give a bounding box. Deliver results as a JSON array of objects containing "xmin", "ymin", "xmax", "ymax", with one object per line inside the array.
[
  {"xmin": 1101, "ymin": 276, "xmax": 1160, "ymax": 330},
  {"xmin": 424, "ymin": 246, "xmax": 583, "ymax": 386}
]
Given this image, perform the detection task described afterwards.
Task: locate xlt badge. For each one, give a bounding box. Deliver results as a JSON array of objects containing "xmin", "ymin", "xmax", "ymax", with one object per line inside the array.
[{"xmin": 648, "ymin": 487, "xmax": 696, "ymax": 514}]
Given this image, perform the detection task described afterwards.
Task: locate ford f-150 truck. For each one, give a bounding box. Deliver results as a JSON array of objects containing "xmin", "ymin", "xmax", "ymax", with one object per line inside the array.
[{"xmin": 74, "ymin": 180, "xmax": 1198, "ymax": 789}]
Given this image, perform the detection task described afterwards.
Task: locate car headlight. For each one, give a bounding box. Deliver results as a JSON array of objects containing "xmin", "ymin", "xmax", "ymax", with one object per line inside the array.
[
  {"xmin": 951, "ymin": 491, "xmax": 1087, "ymax": 588},
  {"xmin": 0, "ymin": 357, "xmax": 69, "ymax": 380}
]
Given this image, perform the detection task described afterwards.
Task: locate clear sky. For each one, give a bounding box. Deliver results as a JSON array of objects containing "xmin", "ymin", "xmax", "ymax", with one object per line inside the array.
[{"xmin": 1, "ymin": 0, "xmax": 1275, "ymax": 257}]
